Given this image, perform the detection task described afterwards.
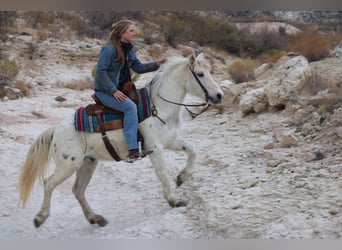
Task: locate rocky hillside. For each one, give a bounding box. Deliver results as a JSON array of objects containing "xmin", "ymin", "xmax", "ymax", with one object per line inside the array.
[{"xmin": 219, "ymin": 11, "xmax": 342, "ymax": 27}]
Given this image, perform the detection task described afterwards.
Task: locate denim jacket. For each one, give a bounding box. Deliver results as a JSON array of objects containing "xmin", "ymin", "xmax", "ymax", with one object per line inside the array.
[{"xmin": 94, "ymin": 43, "xmax": 159, "ymax": 95}]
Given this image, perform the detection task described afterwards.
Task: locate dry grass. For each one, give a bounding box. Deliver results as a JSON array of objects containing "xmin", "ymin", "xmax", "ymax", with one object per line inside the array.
[
  {"xmin": 227, "ymin": 58, "xmax": 258, "ymax": 83},
  {"xmin": 298, "ymin": 69, "xmax": 337, "ymax": 96},
  {"xmin": 14, "ymin": 81, "xmax": 33, "ymax": 97},
  {"xmin": 287, "ymin": 33, "xmax": 342, "ymax": 62},
  {"xmin": 36, "ymin": 29, "xmax": 48, "ymax": 41},
  {"xmin": 257, "ymin": 50, "xmax": 286, "ymax": 64}
]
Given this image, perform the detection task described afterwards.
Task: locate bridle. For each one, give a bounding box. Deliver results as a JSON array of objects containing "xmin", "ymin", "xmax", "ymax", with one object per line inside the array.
[{"xmin": 150, "ymin": 64, "xmax": 211, "ymax": 124}]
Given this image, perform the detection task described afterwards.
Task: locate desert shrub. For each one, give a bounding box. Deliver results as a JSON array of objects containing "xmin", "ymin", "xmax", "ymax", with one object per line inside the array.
[
  {"xmin": 14, "ymin": 81, "xmax": 33, "ymax": 97},
  {"xmin": 287, "ymin": 33, "xmax": 340, "ymax": 62},
  {"xmin": 0, "ymin": 11, "xmax": 16, "ymax": 32},
  {"xmin": 154, "ymin": 12, "xmax": 238, "ymax": 50},
  {"xmin": 299, "ymin": 69, "xmax": 336, "ymax": 95},
  {"xmin": 67, "ymin": 15, "xmax": 88, "ymax": 38},
  {"xmin": 82, "ymin": 27, "xmax": 107, "ymax": 39},
  {"xmin": 257, "ymin": 49, "xmax": 286, "ymax": 64},
  {"xmin": 0, "ymin": 58, "xmax": 19, "ymax": 82},
  {"xmin": 25, "ymin": 42, "xmax": 39, "ymax": 59},
  {"xmin": 237, "ymin": 28, "xmax": 290, "ymax": 58},
  {"xmin": 24, "ymin": 11, "xmax": 56, "ymax": 29},
  {"xmin": 0, "ymin": 11, "xmax": 16, "ymax": 41},
  {"xmin": 36, "ymin": 29, "xmax": 48, "ymax": 41},
  {"xmin": 227, "ymin": 58, "xmax": 258, "ymax": 83}
]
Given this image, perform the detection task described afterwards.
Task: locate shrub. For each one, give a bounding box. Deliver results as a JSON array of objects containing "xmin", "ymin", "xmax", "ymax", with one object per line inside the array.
[
  {"xmin": 227, "ymin": 58, "xmax": 258, "ymax": 83},
  {"xmin": 287, "ymin": 33, "xmax": 339, "ymax": 62},
  {"xmin": 36, "ymin": 29, "xmax": 48, "ymax": 41},
  {"xmin": 257, "ymin": 49, "xmax": 286, "ymax": 64},
  {"xmin": 25, "ymin": 42, "xmax": 39, "ymax": 59},
  {"xmin": 24, "ymin": 11, "xmax": 56, "ymax": 29},
  {"xmin": 0, "ymin": 58, "xmax": 19, "ymax": 81},
  {"xmin": 14, "ymin": 81, "xmax": 33, "ymax": 97},
  {"xmin": 67, "ymin": 15, "xmax": 88, "ymax": 38},
  {"xmin": 299, "ymin": 69, "xmax": 336, "ymax": 96},
  {"xmin": 0, "ymin": 11, "xmax": 16, "ymax": 35}
]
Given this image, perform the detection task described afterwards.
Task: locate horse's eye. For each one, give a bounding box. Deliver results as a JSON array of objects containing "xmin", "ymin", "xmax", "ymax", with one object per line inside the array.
[{"xmin": 197, "ymin": 72, "xmax": 204, "ymax": 77}]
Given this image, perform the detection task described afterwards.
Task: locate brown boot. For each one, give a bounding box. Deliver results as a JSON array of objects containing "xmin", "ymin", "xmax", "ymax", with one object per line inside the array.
[{"xmin": 126, "ymin": 148, "xmax": 153, "ymax": 163}]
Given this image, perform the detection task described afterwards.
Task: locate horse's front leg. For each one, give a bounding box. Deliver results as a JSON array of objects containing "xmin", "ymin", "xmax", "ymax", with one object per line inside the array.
[
  {"xmin": 149, "ymin": 148, "xmax": 187, "ymax": 208},
  {"xmin": 168, "ymin": 137, "xmax": 196, "ymax": 187}
]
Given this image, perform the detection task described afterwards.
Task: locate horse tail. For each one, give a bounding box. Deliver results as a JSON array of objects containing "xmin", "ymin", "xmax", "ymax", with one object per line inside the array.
[{"xmin": 19, "ymin": 127, "xmax": 55, "ymax": 207}]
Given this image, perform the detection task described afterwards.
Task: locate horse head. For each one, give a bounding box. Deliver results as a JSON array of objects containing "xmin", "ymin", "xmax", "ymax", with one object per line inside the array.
[{"xmin": 187, "ymin": 51, "xmax": 223, "ymax": 105}]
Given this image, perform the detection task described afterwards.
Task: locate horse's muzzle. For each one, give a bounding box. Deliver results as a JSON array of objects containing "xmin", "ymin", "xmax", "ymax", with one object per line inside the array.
[{"xmin": 208, "ymin": 92, "xmax": 223, "ymax": 105}]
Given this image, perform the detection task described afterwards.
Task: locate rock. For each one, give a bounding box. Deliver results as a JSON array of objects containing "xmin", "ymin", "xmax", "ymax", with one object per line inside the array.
[
  {"xmin": 307, "ymin": 89, "xmax": 342, "ymax": 107},
  {"xmin": 332, "ymin": 41, "xmax": 342, "ymax": 58},
  {"xmin": 279, "ymin": 134, "xmax": 298, "ymax": 148},
  {"xmin": 265, "ymin": 167, "xmax": 273, "ymax": 173},
  {"xmin": 336, "ymin": 127, "xmax": 342, "ymax": 138},
  {"xmin": 55, "ymin": 96, "xmax": 66, "ymax": 102},
  {"xmin": 313, "ymin": 150, "xmax": 324, "ymax": 160},
  {"xmin": 239, "ymin": 88, "xmax": 268, "ymax": 115},
  {"xmin": 266, "ymin": 160, "xmax": 281, "ymax": 168},
  {"xmin": 264, "ymin": 143, "xmax": 275, "ymax": 149},
  {"xmin": 329, "ymin": 207, "xmax": 338, "ymax": 215},
  {"xmin": 254, "ymin": 63, "xmax": 273, "ymax": 78},
  {"xmin": 2, "ymin": 86, "xmax": 23, "ymax": 100},
  {"xmin": 263, "ymin": 56, "xmax": 310, "ymax": 108}
]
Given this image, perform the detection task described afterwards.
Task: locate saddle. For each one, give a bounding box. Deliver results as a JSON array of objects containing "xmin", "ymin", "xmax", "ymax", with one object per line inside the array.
[
  {"xmin": 84, "ymin": 82, "xmax": 140, "ymax": 162},
  {"xmin": 86, "ymin": 82, "xmax": 139, "ymax": 132}
]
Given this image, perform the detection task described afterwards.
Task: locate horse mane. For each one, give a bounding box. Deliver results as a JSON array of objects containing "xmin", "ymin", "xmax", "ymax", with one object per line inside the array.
[{"xmin": 147, "ymin": 56, "xmax": 187, "ymax": 102}]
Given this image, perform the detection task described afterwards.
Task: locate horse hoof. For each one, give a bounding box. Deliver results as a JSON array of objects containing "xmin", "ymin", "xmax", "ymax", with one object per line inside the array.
[
  {"xmin": 176, "ymin": 175, "xmax": 183, "ymax": 187},
  {"xmin": 34, "ymin": 218, "xmax": 42, "ymax": 228},
  {"xmin": 175, "ymin": 201, "xmax": 187, "ymax": 207},
  {"xmin": 96, "ymin": 218, "xmax": 108, "ymax": 227},
  {"xmin": 168, "ymin": 200, "xmax": 187, "ymax": 208}
]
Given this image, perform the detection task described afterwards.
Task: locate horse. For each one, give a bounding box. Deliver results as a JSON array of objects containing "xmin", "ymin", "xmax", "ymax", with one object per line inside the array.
[{"xmin": 18, "ymin": 51, "xmax": 224, "ymax": 228}]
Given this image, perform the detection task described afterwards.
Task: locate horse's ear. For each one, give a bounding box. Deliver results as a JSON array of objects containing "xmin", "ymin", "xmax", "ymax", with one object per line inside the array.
[
  {"xmin": 195, "ymin": 49, "xmax": 203, "ymax": 57},
  {"xmin": 189, "ymin": 52, "xmax": 196, "ymax": 67},
  {"xmin": 189, "ymin": 49, "xmax": 203, "ymax": 67}
]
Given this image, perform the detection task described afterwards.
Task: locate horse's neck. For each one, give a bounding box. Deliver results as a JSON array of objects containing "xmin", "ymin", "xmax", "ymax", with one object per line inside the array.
[{"xmin": 150, "ymin": 64, "xmax": 187, "ymax": 123}]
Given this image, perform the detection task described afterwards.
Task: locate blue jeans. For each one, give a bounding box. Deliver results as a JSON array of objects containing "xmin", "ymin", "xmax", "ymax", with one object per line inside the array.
[{"xmin": 95, "ymin": 90, "xmax": 138, "ymax": 150}]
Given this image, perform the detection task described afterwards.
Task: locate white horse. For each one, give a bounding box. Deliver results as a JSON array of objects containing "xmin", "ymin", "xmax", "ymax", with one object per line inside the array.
[{"xmin": 18, "ymin": 51, "xmax": 223, "ymax": 228}]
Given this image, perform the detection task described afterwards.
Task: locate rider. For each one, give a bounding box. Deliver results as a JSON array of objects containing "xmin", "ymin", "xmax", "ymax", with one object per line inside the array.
[{"xmin": 94, "ymin": 19, "xmax": 165, "ymax": 161}]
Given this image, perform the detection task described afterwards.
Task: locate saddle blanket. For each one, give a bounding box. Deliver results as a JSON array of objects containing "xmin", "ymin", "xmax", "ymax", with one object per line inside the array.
[
  {"xmin": 74, "ymin": 107, "xmax": 120, "ymax": 132},
  {"xmin": 74, "ymin": 87, "xmax": 152, "ymax": 132}
]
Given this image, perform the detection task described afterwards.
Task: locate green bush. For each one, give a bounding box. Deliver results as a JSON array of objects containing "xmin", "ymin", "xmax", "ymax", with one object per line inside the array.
[{"xmin": 0, "ymin": 58, "xmax": 19, "ymax": 81}]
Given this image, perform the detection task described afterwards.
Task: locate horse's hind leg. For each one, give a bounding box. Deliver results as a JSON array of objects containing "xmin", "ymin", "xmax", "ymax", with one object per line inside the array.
[
  {"xmin": 34, "ymin": 163, "xmax": 76, "ymax": 228},
  {"xmin": 72, "ymin": 156, "xmax": 108, "ymax": 227}
]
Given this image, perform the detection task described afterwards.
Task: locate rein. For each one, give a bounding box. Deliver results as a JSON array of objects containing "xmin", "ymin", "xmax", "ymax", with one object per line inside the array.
[{"xmin": 150, "ymin": 65, "xmax": 211, "ymax": 123}]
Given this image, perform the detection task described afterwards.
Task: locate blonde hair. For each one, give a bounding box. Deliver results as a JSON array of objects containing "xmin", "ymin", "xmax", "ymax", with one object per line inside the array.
[{"xmin": 109, "ymin": 19, "xmax": 135, "ymax": 65}]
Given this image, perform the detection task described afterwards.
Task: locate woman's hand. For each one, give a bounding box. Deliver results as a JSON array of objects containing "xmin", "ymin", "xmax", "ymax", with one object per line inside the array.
[
  {"xmin": 113, "ymin": 90, "xmax": 127, "ymax": 102},
  {"xmin": 157, "ymin": 58, "xmax": 166, "ymax": 67}
]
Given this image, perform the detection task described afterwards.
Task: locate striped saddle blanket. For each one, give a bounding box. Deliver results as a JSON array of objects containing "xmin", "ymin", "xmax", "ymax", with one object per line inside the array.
[{"xmin": 74, "ymin": 87, "xmax": 152, "ymax": 133}]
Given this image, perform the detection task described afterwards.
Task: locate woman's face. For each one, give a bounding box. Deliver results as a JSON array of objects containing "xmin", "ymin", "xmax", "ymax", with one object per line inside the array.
[{"xmin": 120, "ymin": 24, "xmax": 136, "ymax": 43}]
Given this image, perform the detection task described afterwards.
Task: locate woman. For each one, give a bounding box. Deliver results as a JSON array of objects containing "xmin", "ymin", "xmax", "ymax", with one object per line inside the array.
[{"xmin": 94, "ymin": 19, "xmax": 165, "ymax": 162}]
